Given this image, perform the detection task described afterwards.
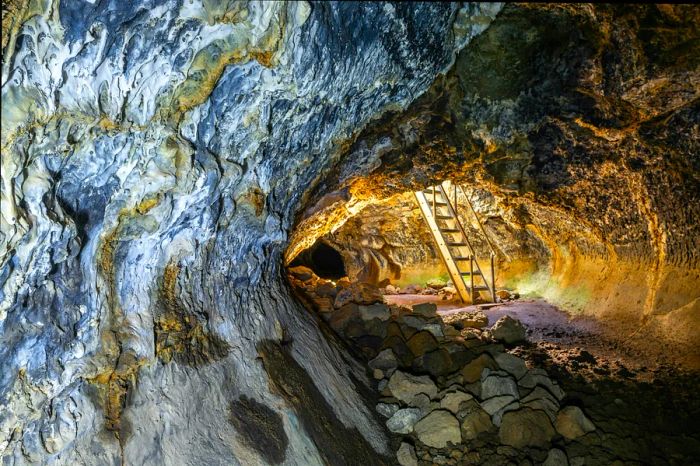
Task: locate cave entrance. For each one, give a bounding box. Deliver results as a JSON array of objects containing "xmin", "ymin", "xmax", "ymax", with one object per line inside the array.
[{"xmin": 290, "ymin": 240, "xmax": 346, "ymax": 280}]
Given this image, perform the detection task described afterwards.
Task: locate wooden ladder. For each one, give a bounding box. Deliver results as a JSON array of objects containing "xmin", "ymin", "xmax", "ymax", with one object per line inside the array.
[{"xmin": 414, "ymin": 182, "xmax": 497, "ymax": 304}]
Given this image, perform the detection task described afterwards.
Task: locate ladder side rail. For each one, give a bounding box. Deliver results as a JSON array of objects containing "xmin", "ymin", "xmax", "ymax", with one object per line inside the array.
[{"xmin": 414, "ymin": 191, "xmax": 471, "ymax": 303}]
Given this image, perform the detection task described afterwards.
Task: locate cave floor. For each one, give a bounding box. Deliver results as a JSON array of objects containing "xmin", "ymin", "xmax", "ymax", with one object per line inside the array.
[{"xmin": 385, "ymin": 294, "xmax": 700, "ymax": 465}]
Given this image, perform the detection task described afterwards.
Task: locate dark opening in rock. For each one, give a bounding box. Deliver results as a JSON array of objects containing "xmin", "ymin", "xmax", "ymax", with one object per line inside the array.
[{"xmin": 291, "ymin": 241, "xmax": 346, "ymax": 280}]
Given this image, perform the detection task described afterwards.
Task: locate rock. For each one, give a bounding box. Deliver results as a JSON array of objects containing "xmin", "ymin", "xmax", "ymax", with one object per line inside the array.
[
  {"xmin": 494, "ymin": 353, "xmax": 528, "ymax": 379},
  {"xmin": 414, "ymin": 348, "xmax": 453, "ymax": 377},
  {"xmin": 440, "ymin": 391, "xmax": 474, "ymax": 414},
  {"xmin": 382, "ymin": 335, "xmax": 415, "ymax": 367},
  {"xmin": 413, "ymin": 410, "xmax": 462, "ymax": 448},
  {"xmin": 520, "ymin": 387, "xmax": 560, "ymax": 423},
  {"xmin": 385, "ymin": 284, "xmax": 399, "ymax": 295},
  {"xmin": 369, "ymin": 349, "xmax": 399, "ymax": 375},
  {"xmin": 408, "ymin": 393, "xmax": 433, "ymax": 412},
  {"xmin": 461, "ymin": 353, "xmax": 498, "ymax": 384},
  {"xmin": 327, "ymin": 303, "xmax": 359, "ymax": 332},
  {"xmin": 289, "ymin": 265, "xmax": 314, "ymax": 281},
  {"xmin": 387, "ymin": 371, "xmax": 438, "ymax": 403},
  {"xmin": 402, "ymin": 284, "xmax": 423, "ymax": 294},
  {"xmin": 543, "ymin": 448, "xmax": 569, "ymax": 466},
  {"xmin": 406, "ymin": 331, "xmax": 439, "ymax": 356},
  {"xmin": 555, "ymin": 406, "xmax": 596, "ymax": 439},
  {"xmin": 359, "ymin": 303, "xmax": 391, "ymax": 321},
  {"xmin": 315, "ymin": 280, "xmax": 338, "ymax": 298},
  {"xmin": 499, "ymin": 408, "xmax": 556, "ymax": 448},
  {"xmin": 460, "ymin": 407, "xmax": 494, "ymax": 440},
  {"xmin": 397, "ymin": 442, "xmax": 419, "ymax": 466},
  {"xmin": 412, "ymin": 302, "xmax": 438, "ymax": 317},
  {"xmin": 481, "ymin": 370, "xmax": 519, "ymax": 399},
  {"xmin": 490, "ymin": 315, "xmax": 527, "ymax": 344},
  {"xmin": 376, "ymin": 402, "xmax": 400, "ymax": 418},
  {"xmin": 387, "ymin": 408, "xmax": 423, "ymax": 434},
  {"xmin": 496, "ymin": 290, "xmax": 512, "ymax": 300},
  {"xmin": 442, "ymin": 310, "xmax": 488, "ymax": 329},
  {"xmin": 334, "ymin": 282, "xmax": 383, "ymax": 308},
  {"xmin": 519, "ymin": 369, "xmax": 565, "ymax": 401},
  {"xmin": 491, "ymin": 400, "xmax": 521, "ymax": 427},
  {"xmin": 427, "ymin": 278, "xmax": 447, "ymax": 289},
  {"xmin": 481, "ymin": 395, "xmax": 517, "ymax": 416},
  {"xmin": 373, "ymin": 368, "xmax": 384, "ymax": 379}
]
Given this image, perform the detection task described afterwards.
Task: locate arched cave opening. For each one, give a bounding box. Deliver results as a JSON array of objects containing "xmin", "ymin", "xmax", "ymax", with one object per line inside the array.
[{"xmin": 290, "ymin": 240, "xmax": 346, "ymax": 280}]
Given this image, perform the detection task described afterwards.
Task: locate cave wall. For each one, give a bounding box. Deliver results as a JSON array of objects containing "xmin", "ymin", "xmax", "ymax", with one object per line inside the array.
[
  {"xmin": 0, "ymin": 1, "xmax": 504, "ymax": 463},
  {"xmin": 290, "ymin": 4, "xmax": 700, "ymax": 352}
]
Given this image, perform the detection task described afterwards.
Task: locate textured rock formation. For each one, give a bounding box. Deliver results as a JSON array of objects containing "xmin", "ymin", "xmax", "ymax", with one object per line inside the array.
[{"xmin": 0, "ymin": 1, "xmax": 502, "ymax": 463}]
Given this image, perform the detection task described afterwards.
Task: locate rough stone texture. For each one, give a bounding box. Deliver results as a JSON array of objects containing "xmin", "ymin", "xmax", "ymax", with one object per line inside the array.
[
  {"xmin": 0, "ymin": 1, "xmax": 503, "ymax": 463},
  {"xmin": 555, "ymin": 406, "xmax": 596, "ymax": 439},
  {"xmin": 396, "ymin": 442, "xmax": 419, "ymax": 466},
  {"xmin": 387, "ymin": 371, "xmax": 439, "ymax": 404},
  {"xmin": 499, "ymin": 408, "xmax": 556, "ymax": 448},
  {"xmin": 440, "ymin": 391, "xmax": 474, "ymax": 415},
  {"xmin": 544, "ymin": 448, "xmax": 569, "ymax": 466},
  {"xmin": 490, "ymin": 315, "xmax": 528, "ymax": 344},
  {"xmin": 386, "ymin": 408, "xmax": 422, "ymax": 435},
  {"xmin": 413, "ymin": 410, "xmax": 461, "ymax": 449}
]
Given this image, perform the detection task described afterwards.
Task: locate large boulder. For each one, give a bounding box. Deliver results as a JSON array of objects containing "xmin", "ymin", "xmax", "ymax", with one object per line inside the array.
[
  {"xmin": 494, "ymin": 353, "xmax": 528, "ymax": 379},
  {"xmin": 555, "ymin": 406, "xmax": 596, "ymax": 439},
  {"xmin": 387, "ymin": 371, "xmax": 438, "ymax": 403},
  {"xmin": 413, "ymin": 410, "xmax": 462, "ymax": 448},
  {"xmin": 499, "ymin": 408, "xmax": 556, "ymax": 448},
  {"xmin": 412, "ymin": 302, "xmax": 438, "ymax": 317},
  {"xmin": 359, "ymin": 303, "xmax": 391, "ymax": 321},
  {"xmin": 490, "ymin": 315, "xmax": 527, "ymax": 344}
]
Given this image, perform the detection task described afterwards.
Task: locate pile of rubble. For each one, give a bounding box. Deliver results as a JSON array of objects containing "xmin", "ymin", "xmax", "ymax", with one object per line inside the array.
[{"xmin": 288, "ymin": 266, "xmax": 596, "ymax": 465}]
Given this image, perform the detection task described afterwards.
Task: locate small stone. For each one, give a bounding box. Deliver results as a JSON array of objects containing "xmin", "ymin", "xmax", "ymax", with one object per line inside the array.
[
  {"xmin": 397, "ymin": 442, "xmax": 419, "ymax": 466},
  {"xmin": 499, "ymin": 408, "xmax": 555, "ymax": 448},
  {"xmin": 490, "ymin": 315, "xmax": 527, "ymax": 344},
  {"xmin": 442, "ymin": 310, "xmax": 488, "ymax": 329},
  {"xmin": 409, "ymin": 393, "xmax": 432, "ymax": 412},
  {"xmin": 460, "ymin": 407, "xmax": 493, "ymax": 440},
  {"xmin": 412, "ymin": 302, "xmax": 438, "ymax": 317},
  {"xmin": 376, "ymin": 402, "xmax": 400, "ymax": 418},
  {"xmin": 518, "ymin": 369, "xmax": 565, "ymax": 401},
  {"xmin": 440, "ymin": 391, "xmax": 474, "ymax": 414},
  {"xmin": 406, "ymin": 331, "xmax": 439, "ymax": 356},
  {"xmin": 387, "ymin": 370, "xmax": 438, "ymax": 403},
  {"xmin": 460, "ymin": 353, "xmax": 498, "ymax": 384},
  {"xmin": 555, "ymin": 406, "xmax": 595, "ymax": 439},
  {"xmin": 496, "ymin": 290, "xmax": 512, "ymax": 300},
  {"xmin": 427, "ymin": 278, "xmax": 447, "ymax": 289},
  {"xmin": 373, "ymin": 368, "xmax": 384, "ymax": 380},
  {"xmin": 402, "ymin": 284, "xmax": 423, "ymax": 294},
  {"xmin": 385, "ymin": 284, "xmax": 399, "ymax": 295},
  {"xmin": 543, "ymin": 448, "xmax": 569, "ymax": 466},
  {"xmin": 481, "ymin": 395, "xmax": 517, "ymax": 416},
  {"xmin": 369, "ymin": 349, "xmax": 399, "ymax": 373},
  {"xmin": 288, "ymin": 265, "xmax": 314, "ymax": 281},
  {"xmin": 481, "ymin": 370, "xmax": 519, "ymax": 400},
  {"xmin": 414, "ymin": 410, "xmax": 462, "ymax": 448},
  {"xmin": 494, "ymin": 353, "xmax": 528, "ymax": 379},
  {"xmin": 359, "ymin": 303, "xmax": 391, "ymax": 321},
  {"xmin": 520, "ymin": 387, "xmax": 560, "ymax": 423},
  {"xmin": 413, "ymin": 348, "xmax": 453, "ymax": 377},
  {"xmin": 387, "ymin": 408, "xmax": 423, "ymax": 434}
]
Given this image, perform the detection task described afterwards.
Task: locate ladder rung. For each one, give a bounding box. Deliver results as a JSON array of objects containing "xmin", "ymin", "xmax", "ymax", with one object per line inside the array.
[
  {"xmin": 446, "ymin": 242, "xmax": 467, "ymax": 246},
  {"xmin": 440, "ymin": 228, "xmax": 460, "ymax": 233},
  {"xmin": 461, "ymin": 271, "xmax": 483, "ymax": 276},
  {"xmin": 453, "ymin": 256, "xmax": 472, "ymax": 261},
  {"xmin": 472, "ymin": 285, "xmax": 490, "ymax": 291},
  {"xmin": 435, "ymin": 215, "xmax": 453, "ymax": 220}
]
